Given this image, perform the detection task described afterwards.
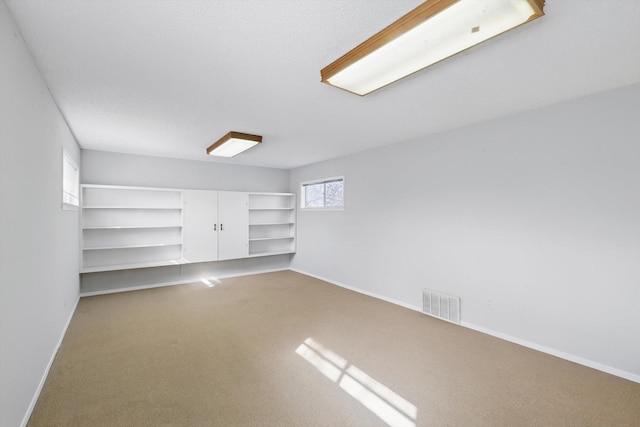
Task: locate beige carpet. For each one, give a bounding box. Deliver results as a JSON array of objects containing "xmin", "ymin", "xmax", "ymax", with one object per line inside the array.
[{"xmin": 29, "ymin": 271, "xmax": 640, "ymax": 426}]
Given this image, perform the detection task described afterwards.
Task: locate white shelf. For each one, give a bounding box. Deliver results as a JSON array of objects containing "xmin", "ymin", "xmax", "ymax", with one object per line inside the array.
[
  {"xmin": 83, "ymin": 206, "xmax": 181, "ymax": 210},
  {"xmin": 247, "ymin": 192, "xmax": 294, "ymax": 196},
  {"xmin": 248, "ymin": 207, "xmax": 294, "ymax": 211},
  {"xmin": 83, "ymin": 243, "xmax": 181, "ymax": 251},
  {"xmin": 81, "ymin": 185, "xmax": 184, "ymax": 273},
  {"xmin": 81, "ymin": 187, "xmax": 296, "ymax": 272},
  {"xmin": 82, "ymin": 225, "xmax": 182, "ymax": 230},
  {"xmin": 81, "ymin": 259, "xmax": 187, "ymax": 273},
  {"xmin": 246, "ymin": 250, "xmax": 295, "ymax": 258},
  {"xmin": 81, "ymin": 184, "xmax": 183, "ymax": 192},
  {"xmin": 249, "ymin": 222, "xmax": 294, "ymax": 226},
  {"xmin": 249, "ymin": 236, "xmax": 294, "ymax": 242},
  {"xmin": 247, "ymin": 193, "xmax": 296, "ymax": 257}
]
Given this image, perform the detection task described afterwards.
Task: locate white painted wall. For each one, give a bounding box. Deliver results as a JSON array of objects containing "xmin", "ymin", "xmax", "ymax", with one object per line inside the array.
[
  {"xmin": 290, "ymin": 84, "xmax": 640, "ymax": 380},
  {"xmin": 80, "ymin": 150, "xmax": 292, "ymax": 293},
  {"xmin": 0, "ymin": 2, "xmax": 81, "ymax": 426},
  {"xmin": 82, "ymin": 149, "xmax": 289, "ymax": 192}
]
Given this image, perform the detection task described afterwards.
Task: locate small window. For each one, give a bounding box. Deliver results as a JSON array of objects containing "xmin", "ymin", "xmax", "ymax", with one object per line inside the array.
[
  {"xmin": 301, "ymin": 177, "xmax": 344, "ymax": 210},
  {"xmin": 62, "ymin": 149, "xmax": 79, "ymax": 210}
]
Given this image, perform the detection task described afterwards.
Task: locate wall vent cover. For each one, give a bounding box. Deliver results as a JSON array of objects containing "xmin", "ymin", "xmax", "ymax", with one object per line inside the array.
[{"xmin": 422, "ymin": 289, "xmax": 461, "ymax": 324}]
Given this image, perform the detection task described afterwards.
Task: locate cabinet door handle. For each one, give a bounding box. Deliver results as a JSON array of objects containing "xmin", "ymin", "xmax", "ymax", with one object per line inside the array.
[
  {"xmin": 220, "ymin": 223, "xmax": 224, "ymax": 231},
  {"xmin": 214, "ymin": 224, "xmax": 217, "ymax": 231}
]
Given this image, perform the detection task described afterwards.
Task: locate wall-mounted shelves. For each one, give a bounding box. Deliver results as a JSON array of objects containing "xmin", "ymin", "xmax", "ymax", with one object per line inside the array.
[
  {"xmin": 248, "ymin": 207, "xmax": 294, "ymax": 210},
  {"xmin": 248, "ymin": 193, "xmax": 296, "ymax": 256},
  {"xmin": 81, "ymin": 186, "xmax": 296, "ymax": 273},
  {"xmin": 81, "ymin": 185, "xmax": 184, "ymax": 272},
  {"xmin": 249, "ymin": 236, "xmax": 295, "ymax": 242},
  {"xmin": 249, "ymin": 222, "xmax": 295, "ymax": 226},
  {"xmin": 83, "ymin": 243, "xmax": 182, "ymax": 251},
  {"xmin": 81, "ymin": 259, "xmax": 187, "ymax": 274},
  {"xmin": 83, "ymin": 206, "xmax": 180, "ymax": 210},
  {"xmin": 83, "ymin": 225, "xmax": 182, "ymax": 230}
]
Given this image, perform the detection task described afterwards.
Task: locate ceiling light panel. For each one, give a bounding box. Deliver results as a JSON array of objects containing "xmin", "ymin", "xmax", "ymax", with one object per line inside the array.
[
  {"xmin": 321, "ymin": 0, "xmax": 545, "ymax": 96},
  {"xmin": 206, "ymin": 131, "xmax": 262, "ymax": 157}
]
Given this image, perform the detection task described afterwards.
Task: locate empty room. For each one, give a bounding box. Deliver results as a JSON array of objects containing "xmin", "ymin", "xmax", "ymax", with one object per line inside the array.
[{"xmin": 1, "ymin": 0, "xmax": 639, "ymax": 426}]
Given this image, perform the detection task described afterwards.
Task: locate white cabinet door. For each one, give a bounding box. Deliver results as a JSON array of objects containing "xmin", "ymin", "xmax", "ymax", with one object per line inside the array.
[
  {"xmin": 218, "ymin": 191, "xmax": 248, "ymax": 260},
  {"xmin": 182, "ymin": 190, "xmax": 218, "ymax": 263}
]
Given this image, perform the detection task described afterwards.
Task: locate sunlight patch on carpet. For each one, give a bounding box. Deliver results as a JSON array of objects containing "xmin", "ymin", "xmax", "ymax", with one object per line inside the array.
[{"xmin": 296, "ymin": 337, "xmax": 417, "ymax": 427}]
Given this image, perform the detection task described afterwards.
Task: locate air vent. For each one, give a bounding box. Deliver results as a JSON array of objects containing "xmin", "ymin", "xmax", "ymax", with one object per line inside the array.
[{"xmin": 422, "ymin": 289, "xmax": 461, "ymax": 324}]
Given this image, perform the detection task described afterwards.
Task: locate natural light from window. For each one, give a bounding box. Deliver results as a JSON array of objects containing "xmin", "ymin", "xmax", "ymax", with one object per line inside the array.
[
  {"xmin": 301, "ymin": 177, "xmax": 344, "ymax": 209},
  {"xmin": 200, "ymin": 277, "xmax": 222, "ymax": 287},
  {"xmin": 62, "ymin": 148, "xmax": 79, "ymax": 210},
  {"xmin": 295, "ymin": 337, "xmax": 417, "ymax": 427}
]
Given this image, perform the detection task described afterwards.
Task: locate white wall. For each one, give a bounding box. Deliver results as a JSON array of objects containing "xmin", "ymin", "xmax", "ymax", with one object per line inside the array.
[
  {"xmin": 80, "ymin": 150, "xmax": 292, "ymax": 293},
  {"xmin": 0, "ymin": 2, "xmax": 81, "ymax": 426},
  {"xmin": 290, "ymin": 84, "xmax": 640, "ymax": 380},
  {"xmin": 82, "ymin": 149, "xmax": 289, "ymax": 192}
]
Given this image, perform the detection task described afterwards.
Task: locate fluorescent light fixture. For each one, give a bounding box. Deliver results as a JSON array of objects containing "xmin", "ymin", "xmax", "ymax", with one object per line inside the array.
[
  {"xmin": 206, "ymin": 131, "xmax": 262, "ymax": 157},
  {"xmin": 321, "ymin": 0, "xmax": 545, "ymax": 96}
]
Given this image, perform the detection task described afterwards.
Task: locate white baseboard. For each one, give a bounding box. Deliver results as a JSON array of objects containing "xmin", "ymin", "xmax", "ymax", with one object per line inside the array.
[
  {"xmin": 21, "ymin": 296, "xmax": 80, "ymax": 427},
  {"xmin": 289, "ymin": 268, "xmax": 640, "ymax": 384},
  {"xmin": 460, "ymin": 321, "xmax": 640, "ymax": 384},
  {"xmin": 288, "ymin": 268, "xmax": 422, "ymax": 313},
  {"xmin": 80, "ymin": 268, "xmax": 290, "ymax": 297}
]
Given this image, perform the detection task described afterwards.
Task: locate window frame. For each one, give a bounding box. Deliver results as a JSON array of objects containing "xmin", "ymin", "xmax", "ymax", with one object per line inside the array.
[
  {"xmin": 300, "ymin": 176, "xmax": 345, "ymax": 211},
  {"xmin": 62, "ymin": 148, "xmax": 79, "ymax": 210}
]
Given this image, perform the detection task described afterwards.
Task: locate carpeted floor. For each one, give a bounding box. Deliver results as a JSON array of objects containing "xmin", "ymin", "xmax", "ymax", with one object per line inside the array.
[{"xmin": 28, "ymin": 271, "xmax": 640, "ymax": 426}]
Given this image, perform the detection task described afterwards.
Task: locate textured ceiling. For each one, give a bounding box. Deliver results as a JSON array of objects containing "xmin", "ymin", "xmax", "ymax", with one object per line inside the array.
[{"xmin": 5, "ymin": 0, "xmax": 640, "ymax": 169}]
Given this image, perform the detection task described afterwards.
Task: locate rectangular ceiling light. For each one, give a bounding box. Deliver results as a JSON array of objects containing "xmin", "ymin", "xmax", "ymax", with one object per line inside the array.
[
  {"xmin": 321, "ymin": 0, "xmax": 545, "ymax": 96},
  {"xmin": 206, "ymin": 131, "xmax": 262, "ymax": 157}
]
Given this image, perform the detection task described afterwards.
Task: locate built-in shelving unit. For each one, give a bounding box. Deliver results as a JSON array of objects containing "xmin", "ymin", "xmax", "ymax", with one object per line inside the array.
[
  {"xmin": 81, "ymin": 186, "xmax": 296, "ymax": 273},
  {"xmin": 248, "ymin": 193, "xmax": 296, "ymax": 257},
  {"xmin": 81, "ymin": 185, "xmax": 183, "ymax": 272}
]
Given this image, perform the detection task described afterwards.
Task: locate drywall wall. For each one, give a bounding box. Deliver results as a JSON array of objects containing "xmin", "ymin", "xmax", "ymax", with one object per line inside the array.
[
  {"xmin": 80, "ymin": 150, "xmax": 291, "ymax": 293},
  {"xmin": 290, "ymin": 83, "xmax": 640, "ymax": 380},
  {"xmin": 0, "ymin": 2, "xmax": 81, "ymax": 426},
  {"xmin": 82, "ymin": 149, "xmax": 289, "ymax": 192}
]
